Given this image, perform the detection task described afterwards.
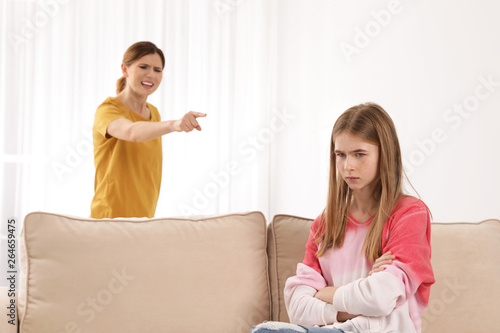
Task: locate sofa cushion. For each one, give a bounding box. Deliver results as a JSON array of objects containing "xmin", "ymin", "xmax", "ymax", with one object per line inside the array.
[
  {"xmin": 18, "ymin": 211, "xmax": 270, "ymax": 333},
  {"xmin": 267, "ymin": 214, "xmax": 313, "ymax": 322},
  {"xmin": 421, "ymin": 219, "xmax": 500, "ymax": 332}
]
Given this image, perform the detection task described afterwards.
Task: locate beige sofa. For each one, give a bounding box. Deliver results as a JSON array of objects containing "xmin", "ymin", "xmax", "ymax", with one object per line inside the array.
[{"xmin": 1, "ymin": 212, "xmax": 499, "ymax": 333}]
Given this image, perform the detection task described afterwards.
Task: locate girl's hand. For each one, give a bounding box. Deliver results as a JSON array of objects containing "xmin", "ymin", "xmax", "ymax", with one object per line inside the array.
[
  {"xmin": 337, "ymin": 311, "xmax": 358, "ymax": 322},
  {"xmin": 369, "ymin": 251, "xmax": 395, "ymax": 276},
  {"xmin": 314, "ymin": 286, "xmax": 339, "ymax": 304},
  {"xmin": 176, "ymin": 111, "xmax": 207, "ymax": 132},
  {"xmin": 316, "ymin": 287, "xmax": 358, "ymax": 322}
]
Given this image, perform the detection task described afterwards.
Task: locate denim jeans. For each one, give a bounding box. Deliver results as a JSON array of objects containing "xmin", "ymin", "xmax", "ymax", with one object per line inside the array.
[{"xmin": 250, "ymin": 322, "xmax": 345, "ymax": 333}]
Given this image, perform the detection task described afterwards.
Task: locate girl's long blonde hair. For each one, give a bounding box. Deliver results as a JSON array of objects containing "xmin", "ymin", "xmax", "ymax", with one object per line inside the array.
[{"xmin": 315, "ymin": 103, "xmax": 404, "ymax": 262}]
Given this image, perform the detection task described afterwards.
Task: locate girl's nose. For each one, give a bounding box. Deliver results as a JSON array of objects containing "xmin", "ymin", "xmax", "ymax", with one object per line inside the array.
[{"xmin": 345, "ymin": 157, "xmax": 354, "ymax": 170}]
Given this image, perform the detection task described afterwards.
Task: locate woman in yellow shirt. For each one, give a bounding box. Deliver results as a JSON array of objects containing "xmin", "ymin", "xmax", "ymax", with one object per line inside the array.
[{"xmin": 90, "ymin": 41, "xmax": 206, "ymax": 219}]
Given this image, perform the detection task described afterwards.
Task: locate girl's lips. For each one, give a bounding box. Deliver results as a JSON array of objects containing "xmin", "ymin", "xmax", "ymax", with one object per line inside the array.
[{"xmin": 346, "ymin": 177, "xmax": 359, "ymax": 181}]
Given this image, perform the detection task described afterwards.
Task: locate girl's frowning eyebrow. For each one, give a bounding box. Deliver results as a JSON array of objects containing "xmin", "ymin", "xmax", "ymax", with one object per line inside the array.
[{"xmin": 334, "ymin": 148, "xmax": 368, "ymax": 153}]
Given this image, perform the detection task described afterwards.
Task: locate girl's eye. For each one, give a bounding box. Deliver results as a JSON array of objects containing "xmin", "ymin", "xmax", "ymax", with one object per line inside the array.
[
  {"xmin": 356, "ymin": 153, "xmax": 365, "ymax": 157},
  {"xmin": 155, "ymin": 69, "xmax": 162, "ymax": 73},
  {"xmin": 336, "ymin": 153, "xmax": 346, "ymax": 157},
  {"xmin": 140, "ymin": 66, "xmax": 147, "ymax": 69}
]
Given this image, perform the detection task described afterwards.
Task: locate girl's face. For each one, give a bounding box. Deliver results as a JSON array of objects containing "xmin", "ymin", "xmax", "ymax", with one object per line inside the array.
[
  {"xmin": 334, "ymin": 132, "xmax": 380, "ymax": 196},
  {"xmin": 122, "ymin": 53, "xmax": 163, "ymax": 97}
]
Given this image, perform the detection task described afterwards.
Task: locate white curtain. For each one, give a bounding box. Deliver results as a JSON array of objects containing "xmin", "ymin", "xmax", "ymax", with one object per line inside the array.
[
  {"xmin": 1, "ymin": 0, "xmax": 279, "ymax": 225},
  {"xmin": 2, "ymin": 0, "xmax": 500, "ymax": 236}
]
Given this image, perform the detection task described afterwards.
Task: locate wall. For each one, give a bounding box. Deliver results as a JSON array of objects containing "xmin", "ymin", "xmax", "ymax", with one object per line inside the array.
[{"xmin": 269, "ymin": 0, "xmax": 500, "ymax": 222}]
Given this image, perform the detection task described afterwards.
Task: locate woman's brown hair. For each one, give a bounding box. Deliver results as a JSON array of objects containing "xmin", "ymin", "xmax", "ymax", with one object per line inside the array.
[
  {"xmin": 315, "ymin": 103, "xmax": 405, "ymax": 261},
  {"xmin": 116, "ymin": 41, "xmax": 165, "ymax": 94}
]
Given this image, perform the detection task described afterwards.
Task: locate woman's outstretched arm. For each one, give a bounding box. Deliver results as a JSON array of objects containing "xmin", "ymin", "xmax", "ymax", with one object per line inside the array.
[{"xmin": 107, "ymin": 111, "xmax": 206, "ymax": 142}]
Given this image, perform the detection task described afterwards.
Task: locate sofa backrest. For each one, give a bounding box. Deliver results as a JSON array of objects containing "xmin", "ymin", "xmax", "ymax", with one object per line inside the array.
[
  {"xmin": 267, "ymin": 215, "xmax": 500, "ymax": 332},
  {"xmin": 422, "ymin": 220, "xmax": 500, "ymax": 333},
  {"xmin": 17, "ymin": 212, "xmax": 500, "ymax": 332},
  {"xmin": 267, "ymin": 214, "xmax": 313, "ymax": 323},
  {"xmin": 18, "ymin": 211, "xmax": 270, "ymax": 333}
]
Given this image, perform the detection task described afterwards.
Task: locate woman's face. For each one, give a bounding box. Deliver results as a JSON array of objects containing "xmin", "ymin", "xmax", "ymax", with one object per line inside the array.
[
  {"xmin": 334, "ymin": 132, "xmax": 380, "ymax": 196},
  {"xmin": 122, "ymin": 53, "xmax": 163, "ymax": 97}
]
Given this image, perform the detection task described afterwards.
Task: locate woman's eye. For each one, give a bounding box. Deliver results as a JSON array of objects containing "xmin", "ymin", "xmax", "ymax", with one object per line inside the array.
[
  {"xmin": 336, "ymin": 153, "xmax": 345, "ymax": 157},
  {"xmin": 140, "ymin": 66, "xmax": 147, "ymax": 69},
  {"xmin": 356, "ymin": 153, "xmax": 365, "ymax": 157},
  {"xmin": 155, "ymin": 69, "xmax": 162, "ymax": 73}
]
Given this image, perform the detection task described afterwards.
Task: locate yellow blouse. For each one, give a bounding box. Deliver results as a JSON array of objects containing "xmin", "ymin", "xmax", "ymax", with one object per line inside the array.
[{"xmin": 90, "ymin": 97, "xmax": 162, "ymax": 218}]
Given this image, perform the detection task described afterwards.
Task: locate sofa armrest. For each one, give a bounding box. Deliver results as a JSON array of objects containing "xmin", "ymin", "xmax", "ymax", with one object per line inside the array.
[{"xmin": 0, "ymin": 286, "xmax": 18, "ymax": 333}]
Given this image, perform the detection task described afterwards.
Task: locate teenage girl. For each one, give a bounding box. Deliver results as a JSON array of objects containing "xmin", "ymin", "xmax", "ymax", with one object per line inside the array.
[
  {"xmin": 90, "ymin": 41, "xmax": 206, "ymax": 219},
  {"xmin": 251, "ymin": 103, "xmax": 434, "ymax": 333}
]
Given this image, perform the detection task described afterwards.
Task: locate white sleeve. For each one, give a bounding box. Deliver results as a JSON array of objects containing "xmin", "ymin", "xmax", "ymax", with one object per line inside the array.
[
  {"xmin": 284, "ymin": 263, "xmax": 338, "ymax": 326},
  {"xmin": 332, "ymin": 270, "xmax": 405, "ymax": 317},
  {"xmin": 285, "ymin": 285, "xmax": 338, "ymax": 326}
]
